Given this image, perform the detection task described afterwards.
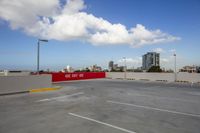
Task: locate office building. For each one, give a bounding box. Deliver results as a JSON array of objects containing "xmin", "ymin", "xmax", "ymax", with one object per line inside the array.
[
  {"xmin": 142, "ymin": 52, "xmax": 160, "ymax": 70},
  {"xmin": 108, "ymin": 61, "xmax": 114, "ymax": 71}
]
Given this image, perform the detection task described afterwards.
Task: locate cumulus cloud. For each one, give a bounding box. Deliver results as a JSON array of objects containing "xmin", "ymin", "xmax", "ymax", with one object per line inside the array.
[
  {"xmin": 118, "ymin": 57, "xmax": 142, "ymax": 68},
  {"xmin": 118, "ymin": 57, "xmax": 142, "ymax": 64},
  {"xmin": 169, "ymin": 49, "xmax": 176, "ymax": 53},
  {"xmin": 0, "ymin": 0, "xmax": 180, "ymax": 47},
  {"xmin": 160, "ymin": 58, "xmax": 169, "ymax": 63},
  {"xmin": 153, "ymin": 48, "xmax": 165, "ymax": 53}
]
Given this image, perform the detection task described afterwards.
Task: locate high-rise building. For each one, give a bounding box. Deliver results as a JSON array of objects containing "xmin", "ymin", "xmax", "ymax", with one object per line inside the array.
[
  {"xmin": 197, "ymin": 66, "xmax": 200, "ymax": 73},
  {"xmin": 142, "ymin": 52, "xmax": 160, "ymax": 70},
  {"xmin": 108, "ymin": 61, "xmax": 114, "ymax": 71}
]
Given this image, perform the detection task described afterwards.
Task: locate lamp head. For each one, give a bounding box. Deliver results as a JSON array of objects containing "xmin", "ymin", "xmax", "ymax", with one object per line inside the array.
[{"xmin": 39, "ymin": 39, "xmax": 48, "ymax": 42}]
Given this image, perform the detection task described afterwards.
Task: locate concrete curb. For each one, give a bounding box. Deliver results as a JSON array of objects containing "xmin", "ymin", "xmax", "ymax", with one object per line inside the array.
[
  {"xmin": 0, "ymin": 86, "xmax": 62, "ymax": 96},
  {"xmin": 0, "ymin": 91, "xmax": 29, "ymax": 96}
]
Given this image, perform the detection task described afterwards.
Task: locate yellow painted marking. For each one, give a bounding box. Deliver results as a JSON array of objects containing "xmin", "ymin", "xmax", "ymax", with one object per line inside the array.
[{"xmin": 29, "ymin": 86, "xmax": 61, "ymax": 93}]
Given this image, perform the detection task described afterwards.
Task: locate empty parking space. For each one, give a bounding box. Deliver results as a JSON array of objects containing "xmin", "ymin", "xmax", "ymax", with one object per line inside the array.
[{"xmin": 0, "ymin": 79, "xmax": 200, "ymax": 133}]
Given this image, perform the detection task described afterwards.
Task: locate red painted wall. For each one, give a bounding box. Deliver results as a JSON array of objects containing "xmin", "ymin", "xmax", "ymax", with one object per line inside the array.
[{"xmin": 45, "ymin": 72, "xmax": 105, "ymax": 82}]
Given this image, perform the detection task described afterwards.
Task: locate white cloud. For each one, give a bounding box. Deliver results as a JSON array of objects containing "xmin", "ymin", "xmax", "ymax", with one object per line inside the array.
[
  {"xmin": 153, "ymin": 48, "xmax": 165, "ymax": 53},
  {"xmin": 0, "ymin": 0, "xmax": 59, "ymax": 29},
  {"xmin": 0, "ymin": 0, "xmax": 180, "ymax": 47},
  {"xmin": 62, "ymin": 0, "xmax": 86, "ymax": 14},
  {"xmin": 118, "ymin": 57, "xmax": 142, "ymax": 67},
  {"xmin": 160, "ymin": 58, "xmax": 169, "ymax": 63},
  {"xmin": 169, "ymin": 49, "xmax": 176, "ymax": 53}
]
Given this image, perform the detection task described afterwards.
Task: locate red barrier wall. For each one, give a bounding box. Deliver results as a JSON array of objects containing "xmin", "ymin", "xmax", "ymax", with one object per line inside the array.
[{"xmin": 48, "ymin": 72, "xmax": 105, "ymax": 82}]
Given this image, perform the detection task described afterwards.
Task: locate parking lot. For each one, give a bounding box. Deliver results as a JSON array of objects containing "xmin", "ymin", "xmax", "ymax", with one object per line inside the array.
[{"xmin": 0, "ymin": 79, "xmax": 200, "ymax": 133}]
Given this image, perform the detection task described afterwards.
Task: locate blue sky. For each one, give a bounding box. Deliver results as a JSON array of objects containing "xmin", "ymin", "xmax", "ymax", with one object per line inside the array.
[{"xmin": 0, "ymin": 0, "xmax": 200, "ymax": 71}]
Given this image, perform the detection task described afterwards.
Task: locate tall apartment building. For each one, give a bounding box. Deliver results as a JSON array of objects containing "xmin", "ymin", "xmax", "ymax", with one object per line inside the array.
[
  {"xmin": 142, "ymin": 52, "xmax": 160, "ymax": 70},
  {"xmin": 108, "ymin": 61, "xmax": 114, "ymax": 71}
]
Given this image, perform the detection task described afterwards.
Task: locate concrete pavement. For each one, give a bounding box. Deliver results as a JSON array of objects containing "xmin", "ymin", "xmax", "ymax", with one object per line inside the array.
[{"xmin": 0, "ymin": 79, "xmax": 200, "ymax": 133}]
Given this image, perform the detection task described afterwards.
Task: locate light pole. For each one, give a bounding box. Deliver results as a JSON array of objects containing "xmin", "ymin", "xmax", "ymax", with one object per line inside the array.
[
  {"xmin": 174, "ymin": 53, "xmax": 177, "ymax": 81},
  {"xmin": 37, "ymin": 39, "xmax": 48, "ymax": 74},
  {"xmin": 123, "ymin": 57, "xmax": 127, "ymax": 79}
]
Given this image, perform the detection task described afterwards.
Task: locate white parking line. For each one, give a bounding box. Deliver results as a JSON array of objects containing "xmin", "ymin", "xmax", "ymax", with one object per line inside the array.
[
  {"xmin": 126, "ymin": 93, "xmax": 198, "ymax": 103},
  {"xmin": 169, "ymin": 87, "xmax": 176, "ymax": 89},
  {"xmin": 68, "ymin": 113, "xmax": 137, "ymax": 133},
  {"xmin": 187, "ymin": 92, "xmax": 200, "ymax": 96},
  {"xmin": 107, "ymin": 100, "xmax": 200, "ymax": 118},
  {"xmin": 36, "ymin": 92, "xmax": 84, "ymax": 102}
]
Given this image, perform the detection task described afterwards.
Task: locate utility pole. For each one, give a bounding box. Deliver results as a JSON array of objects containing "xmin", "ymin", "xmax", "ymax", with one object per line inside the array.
[
  {"xmin": 37, "ymin": 39, "xmax": 48, "ymax": 74},
  {"xmin": 37, "ymin": 40, "xmax": 40, "ymax": 74},
  {"xmin": 123, "ymin": 57, "xmax": 127, "ymax": 79},
  {"xmin": 174, "ymin": 53, "xmax": 177, "ymax": 81}
]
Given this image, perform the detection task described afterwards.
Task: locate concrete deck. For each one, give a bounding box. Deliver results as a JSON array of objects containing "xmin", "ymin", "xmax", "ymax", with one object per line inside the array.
[{"xmin": 0, "ymin": 79, "xmax": 200, "ymax": 133}]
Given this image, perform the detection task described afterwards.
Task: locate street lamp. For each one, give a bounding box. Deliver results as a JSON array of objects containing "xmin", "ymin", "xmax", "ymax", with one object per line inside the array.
[
  {"xmin": 37, "ymin": 39, "xmax": 48, "ymax": 74},
  {"xmin": 123, "ymin": 57, "xmax": 127, "ymax": 79},
  {"xmin": 174, "ymin": 53, "xmax": 177, "ymax": 81}
]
